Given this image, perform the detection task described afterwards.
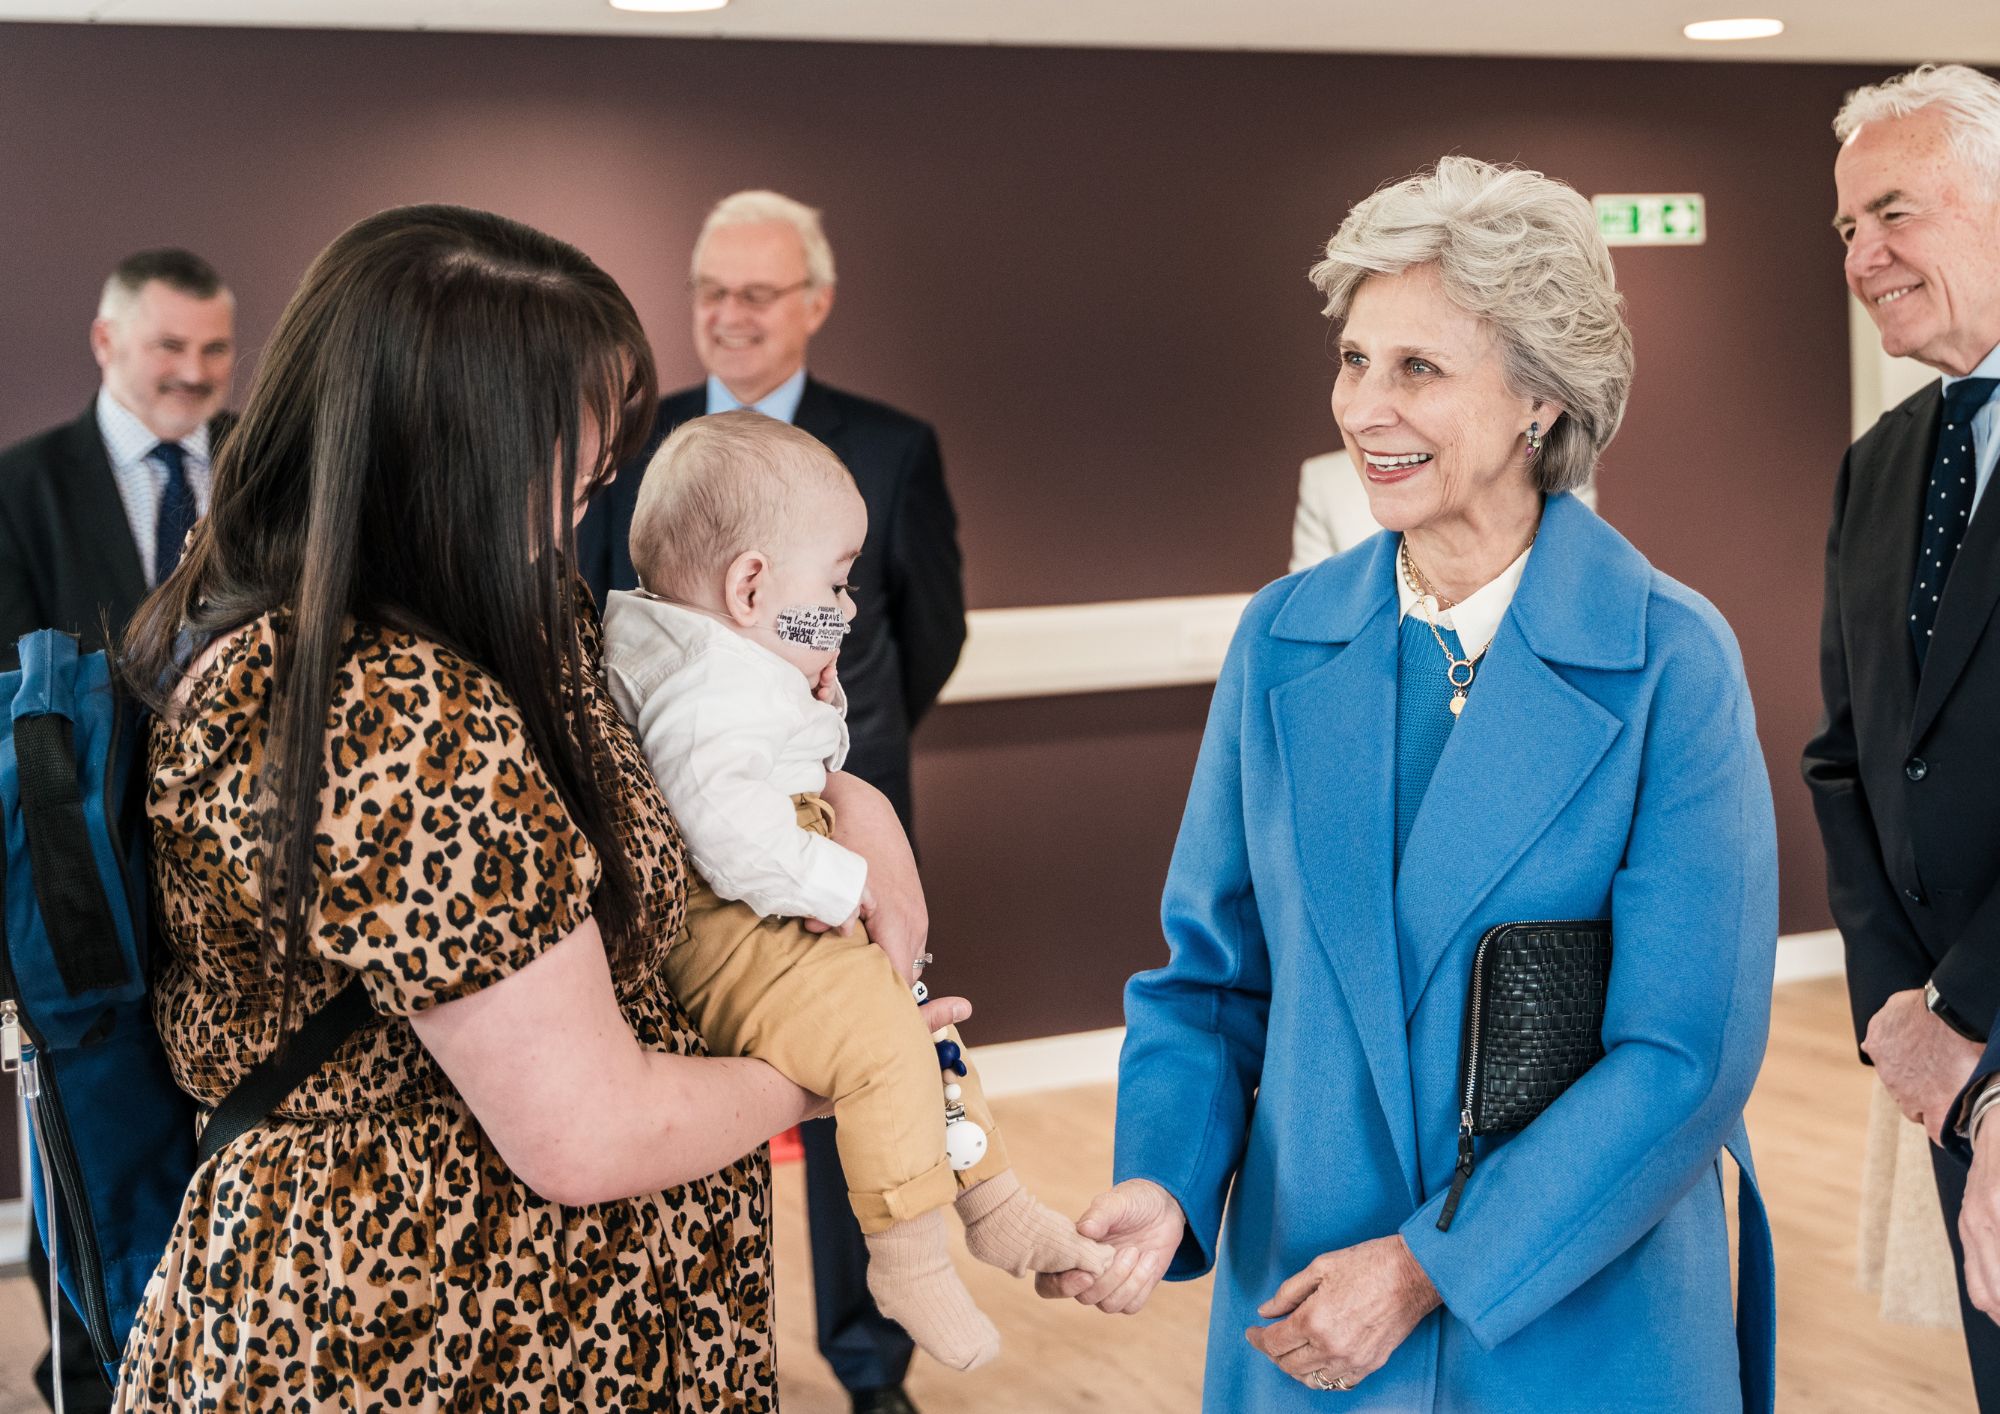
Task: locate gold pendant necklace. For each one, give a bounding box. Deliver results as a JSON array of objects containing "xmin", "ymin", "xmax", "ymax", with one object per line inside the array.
[{"xmin": 1400, "ymin": 539, "xmax": 1487, "ymax": 716}]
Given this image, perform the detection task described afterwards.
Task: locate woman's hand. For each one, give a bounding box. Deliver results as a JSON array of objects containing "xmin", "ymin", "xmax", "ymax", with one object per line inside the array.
[
  {"xmin": 819, "ymin": 771, "xmax": 928, "ymax": 980},
  {"xmin": 1034, "ymin": 1178, "xmax": 1186, "ymax": 1314},
  {"xmin": 1244, "ymin": 1235, "xmax": 1441, "ymax": 1393}
]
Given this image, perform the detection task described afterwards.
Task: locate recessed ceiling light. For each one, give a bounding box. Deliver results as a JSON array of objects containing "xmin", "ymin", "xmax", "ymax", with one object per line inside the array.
[
  {"xmin": 609, "ymin": 0, "xmax": 728, "ymax": 11},
  {"xmin": 1682, "ymin": 18, "xmax": 1785, "ymax": 41}
]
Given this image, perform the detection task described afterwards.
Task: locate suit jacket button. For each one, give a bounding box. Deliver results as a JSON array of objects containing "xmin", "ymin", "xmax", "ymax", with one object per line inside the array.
[{"xmin": 1906, "ymin": 757, "xmax": 1929, "ymax": 781}]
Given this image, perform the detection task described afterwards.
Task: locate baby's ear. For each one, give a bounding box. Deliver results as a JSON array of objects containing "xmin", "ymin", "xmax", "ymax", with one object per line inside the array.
[{"xmin": 723, "ymin": 549, "xmax": 769, "ymax": 626}]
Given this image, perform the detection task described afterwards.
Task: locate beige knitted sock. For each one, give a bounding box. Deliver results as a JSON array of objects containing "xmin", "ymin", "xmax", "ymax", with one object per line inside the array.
[
  {"xmin": 956, "ymin": 1169, "xmax": 1115, "ymax": 1279},
  {"xmin": 863, "ymin": 1210, "xmax": 1000, "ymax": 1372}
]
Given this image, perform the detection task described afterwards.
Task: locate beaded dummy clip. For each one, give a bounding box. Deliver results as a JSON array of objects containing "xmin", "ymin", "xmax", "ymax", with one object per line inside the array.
[{"xmin": 912, "ymin": 979, "xmax": 988, "ymax": 1170}]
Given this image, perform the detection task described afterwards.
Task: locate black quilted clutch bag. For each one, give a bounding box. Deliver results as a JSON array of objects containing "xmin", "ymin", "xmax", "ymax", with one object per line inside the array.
[{"xmin": 1436, "ymin": 919, "xmax": 1611, "ymax": 1232}]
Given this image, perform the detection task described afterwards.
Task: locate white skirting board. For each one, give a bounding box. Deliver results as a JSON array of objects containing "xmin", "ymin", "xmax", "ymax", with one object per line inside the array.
[
  {"xmin": 1774, "ymin": 928, "xmax": 1844, "ymax": 986},
  {"xmin": 970, "ymin": 929, "xmax": 1848, "ymax": 1100},
  {"xmin": 0, "ymin": 1198, "xmax": 25, "ymax": 1270}
]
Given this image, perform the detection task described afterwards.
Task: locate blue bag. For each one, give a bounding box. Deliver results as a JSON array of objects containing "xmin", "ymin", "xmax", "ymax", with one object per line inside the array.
[
  {"xmin": 1, "ymin": 629, "xmax": 369, "ymax": 1385},
  {"xmin": 0, "ymin": 629, "xmax": 197, "ymax": 1382}
]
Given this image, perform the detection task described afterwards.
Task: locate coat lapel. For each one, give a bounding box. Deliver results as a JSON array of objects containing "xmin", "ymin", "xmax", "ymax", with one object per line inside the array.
[
  {"xmin": 1912, "ymin": 389, "xmax": 2000, "ymax": 743},
  {"xmin": 58, "ymin": 409, "xmax": 147, "ymax": 615},
  {"xmin": 1269, "ymin": 537, "xmax": 1422, "ymax": 1202},
  {"xmin": 1393, "ymin": 492, "xmax": 1634, "ymax": 1013},
  {"xmin": 792, "ymin": 377, "xmax": 848, "ymax": 457},
  {"xmin": 1854, "ymin": 389, "xmax": 1931, "ymax": 738},
  {"xmin": 1392, "ymin": 619, "xmax": 1623, "ymax": 1010}
]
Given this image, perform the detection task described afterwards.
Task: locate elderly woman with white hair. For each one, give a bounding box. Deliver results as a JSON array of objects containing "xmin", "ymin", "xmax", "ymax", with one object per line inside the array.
[{"xmin": 1044, "ymin": 156, "xmax": 1781, "ymax": 1409}]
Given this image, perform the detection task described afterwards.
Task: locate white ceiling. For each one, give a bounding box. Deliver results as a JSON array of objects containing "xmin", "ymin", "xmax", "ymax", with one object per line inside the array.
[{"xmin": 3, "ymin": 0, "xmax": 1998, "ymax": 67}]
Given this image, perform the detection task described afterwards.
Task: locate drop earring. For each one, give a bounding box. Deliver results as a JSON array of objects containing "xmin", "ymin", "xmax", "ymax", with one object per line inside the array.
[{"xmin": 1525, "ymin": 420, "xmax": 1543, "ymax": 456}]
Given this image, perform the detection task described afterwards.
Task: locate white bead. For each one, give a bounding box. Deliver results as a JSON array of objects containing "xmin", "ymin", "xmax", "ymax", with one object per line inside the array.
[
  {"xmin": 944, "ymin": 1083, "xmax": 963, "ymax": 1102},
  {"xmin": 944, "ymin": 1116, "xmax": 989, "ymax": 1171},
  {"xmin": 910, "ymin": 980, "xmax": 930, "ymax": 1003}
]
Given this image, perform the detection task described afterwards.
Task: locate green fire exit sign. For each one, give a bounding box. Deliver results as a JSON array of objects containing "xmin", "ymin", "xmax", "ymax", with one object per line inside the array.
[{"xmin": 1592, "ymin": 194, "xmax": 1706, "ymax": 246}]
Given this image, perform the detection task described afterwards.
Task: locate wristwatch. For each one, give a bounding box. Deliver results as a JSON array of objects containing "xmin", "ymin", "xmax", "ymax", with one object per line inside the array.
[
  {"xmin": 1926, "ymin": 978, "xmax": 1985, "ymax": 1043},
  {"xmin": 1967, "ymin": 1080, "xmax": 2000, "ymax": 1148}
]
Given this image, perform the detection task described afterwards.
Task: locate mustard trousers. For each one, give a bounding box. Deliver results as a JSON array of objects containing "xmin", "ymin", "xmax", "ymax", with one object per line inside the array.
[{"xmin": 664, "ymin": 795, "xmax": 1010, "ymax": 1234}]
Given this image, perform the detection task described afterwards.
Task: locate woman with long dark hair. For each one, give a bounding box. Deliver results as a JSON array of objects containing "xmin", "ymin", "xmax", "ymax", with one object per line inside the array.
[{"xmin": 115, "ymin": 203, "xmax": 950, "ymax": 1410}]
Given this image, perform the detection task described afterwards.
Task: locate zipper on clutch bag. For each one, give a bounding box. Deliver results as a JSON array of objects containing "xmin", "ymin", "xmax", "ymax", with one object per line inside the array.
[
  {"xmin": 1437, "ymin": 929, "xmax": 1489, "ymax": 1232},
  {"xmin": 1436, "ymin": 920, "xmax": 1588, "ymax": 1233}
]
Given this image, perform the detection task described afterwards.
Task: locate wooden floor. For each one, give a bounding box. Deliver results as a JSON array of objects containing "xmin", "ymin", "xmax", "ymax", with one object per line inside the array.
[
  {"xmin": 0, "ymin": 979, "xmax": 1978, "ymax": 1412},
  {"xmin": 777, "ymin": 978, "xmax": 1980, "ymax": 1413}
]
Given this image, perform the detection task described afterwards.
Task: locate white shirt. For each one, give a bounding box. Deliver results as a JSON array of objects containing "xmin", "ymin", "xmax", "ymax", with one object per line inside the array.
[
  {"xmin": 602, "ymin": 590, "xmax": 868, "ymax": 923},
  {"xmin": 1395, "ymin": 539, "xmax": 1532, "ymax": 660},
  {"xmin": 1942, "ymin": 340, "xmax": 2000, "ymax": 515},
  {"xmin": 95, "ymin": 387, "xmax": 213, "ymax": 586}
]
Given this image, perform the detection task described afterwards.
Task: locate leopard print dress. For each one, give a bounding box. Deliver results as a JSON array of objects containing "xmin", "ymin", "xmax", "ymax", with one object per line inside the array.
[{"xmin": 114, "ymin": 613, "xmax": 775, "ymax": 1412}]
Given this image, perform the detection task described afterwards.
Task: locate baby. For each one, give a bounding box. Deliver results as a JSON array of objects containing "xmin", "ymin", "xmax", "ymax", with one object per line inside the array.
[{"xmin": 602, "ymin": 409, "xmax": 1108, "ymax": 1371}]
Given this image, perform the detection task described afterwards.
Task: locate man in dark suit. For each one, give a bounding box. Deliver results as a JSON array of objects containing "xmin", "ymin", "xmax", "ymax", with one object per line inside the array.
[
  {"xmin": 1804, "ymin": 64, "xmax": 2000, "ymax": 1407},
  {"xmin": 0, "ymin": 247, "xmax": 234, "ymax": 1413},
  {"xmin": 578, "ymin": 191, "xmax": 964, "ymax": 1414},
  {"xmin": 0, "ymin": 248, "xmax": 236, "ymax": 665}
]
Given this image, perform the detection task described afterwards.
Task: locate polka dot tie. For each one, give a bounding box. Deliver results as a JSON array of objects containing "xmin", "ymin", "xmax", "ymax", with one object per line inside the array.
[{"xmin": 1909, "ymin": 376, "xmax": 1999, "ymax": 668}]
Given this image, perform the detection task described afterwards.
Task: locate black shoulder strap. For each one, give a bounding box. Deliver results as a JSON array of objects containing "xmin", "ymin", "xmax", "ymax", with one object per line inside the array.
[
  {"xmin": 14, "ymin": 714, "xmax": 129, "ymax": 995},
  {"xmin": 197, "ymin": 978, "xmax": 374, "ymax": 1166}
]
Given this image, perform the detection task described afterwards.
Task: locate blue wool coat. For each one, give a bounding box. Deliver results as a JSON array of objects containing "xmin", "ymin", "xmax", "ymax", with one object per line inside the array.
[{"xmin": 1114, "ymin": 493, "xmax": 1778, "ymax": 1412}]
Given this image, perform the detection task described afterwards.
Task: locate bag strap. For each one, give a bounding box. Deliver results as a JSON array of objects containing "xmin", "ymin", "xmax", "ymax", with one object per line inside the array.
[
  {"xmin": 14, "ymin": 714, "xmax": 130, "ymax": 996},
  {"xmin": 1725, "ymin": 1123, "xmax": 1776, "ymax": 1414},
  {"xmin": 197, "ymin": 978, "xmax": 375, "ymax": 1166}
]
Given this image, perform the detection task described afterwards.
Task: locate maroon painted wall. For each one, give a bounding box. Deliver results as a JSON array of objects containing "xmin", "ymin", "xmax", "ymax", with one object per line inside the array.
[{"xmin": 1, "ymin": 26, "xmax": 1895, "ymax": 1061}]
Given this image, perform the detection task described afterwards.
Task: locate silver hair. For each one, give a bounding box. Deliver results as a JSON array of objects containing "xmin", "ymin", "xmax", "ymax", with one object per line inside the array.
[
  {"xmin": 1308, "ymin": 156, "xmax": 1633, "ymax": 495},
  {"xmin": 96, "ymin": 247, "xmax": 230, "ymax": 323},
  {"xmin": 691, "ymin": 190, "xmax": 837, "ymax": 288},
  {"xmin": 1834, "ymin": 64, "xmax": 2000, "ymax": 191}
]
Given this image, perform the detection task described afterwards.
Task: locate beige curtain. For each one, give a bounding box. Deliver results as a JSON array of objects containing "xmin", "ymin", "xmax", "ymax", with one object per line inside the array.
[{"xmin": 1857, "ymin": 1081, "xmax": 1963, "ymax": 1327}]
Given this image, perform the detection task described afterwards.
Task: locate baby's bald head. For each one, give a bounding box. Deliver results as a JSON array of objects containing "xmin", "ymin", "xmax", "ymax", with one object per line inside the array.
[{"xmin": 627, "ymin": 409, "xmax": 858, "ymax": 601}]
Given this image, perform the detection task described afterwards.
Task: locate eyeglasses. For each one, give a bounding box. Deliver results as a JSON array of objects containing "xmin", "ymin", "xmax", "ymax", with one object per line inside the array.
[{"xmin": 690, "ymin": 278, "xmax": 811, "ymax": 312}]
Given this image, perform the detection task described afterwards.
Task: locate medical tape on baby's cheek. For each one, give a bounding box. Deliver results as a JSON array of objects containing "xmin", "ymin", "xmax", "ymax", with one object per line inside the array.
[{"xmin": 772, "ymin": 604, "xmax": 851, "ymax": 651}]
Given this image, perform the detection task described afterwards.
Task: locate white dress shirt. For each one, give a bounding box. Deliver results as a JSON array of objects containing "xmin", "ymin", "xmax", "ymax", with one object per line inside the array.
[
  {"xmin": 602, "ymin": 590, "xmax": 868, "ymax": 923},
  {"xmin": 95, "ymin": 387, "xmax": 213, "ymax": 586},
  {"xmin": 1395, "ymin": 539, "xmax": 1533, "ymax": 661}
]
